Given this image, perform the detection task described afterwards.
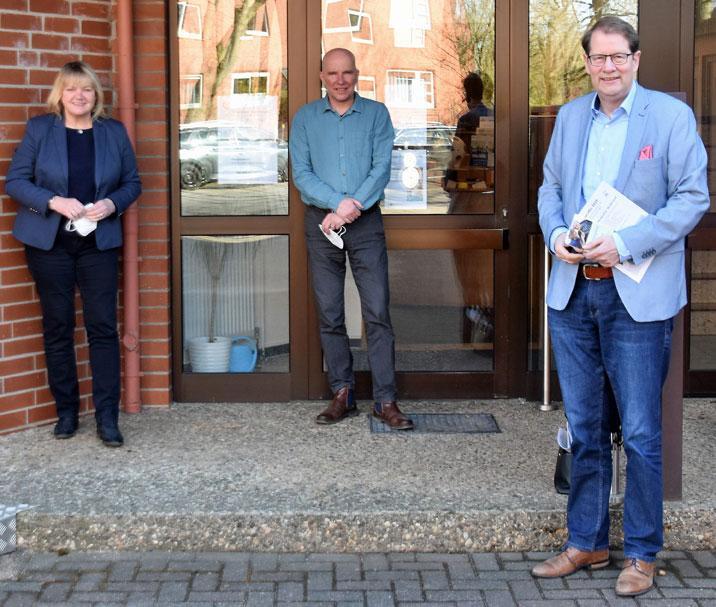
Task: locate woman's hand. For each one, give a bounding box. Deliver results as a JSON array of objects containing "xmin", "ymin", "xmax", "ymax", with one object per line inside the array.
[
  {"xmin": 48, "ymin": 196, "xmax": 86, "ymax": 220},
  {"xmin": 85, "ymin": 198, "xmax": 116, "ymax": 221}
]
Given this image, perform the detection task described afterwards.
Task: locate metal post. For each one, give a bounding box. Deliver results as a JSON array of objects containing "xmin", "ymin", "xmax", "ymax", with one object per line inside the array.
[
  {"xmin": 610, "ymin": 437, "xmax": 624, "ymax": 506},
  {"xmin": 541, "ymin": 245, "xmax": 558, "ymax": 411}
]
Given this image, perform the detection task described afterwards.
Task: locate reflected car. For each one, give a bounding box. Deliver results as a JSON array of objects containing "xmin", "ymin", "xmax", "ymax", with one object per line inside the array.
[
  {"xmin": 392, "ymin": 124, "xmax": 456, "ymax": 182},
  {"xmin": 179, "ymin": 120, "xmax": 288, "ymax": 189}
]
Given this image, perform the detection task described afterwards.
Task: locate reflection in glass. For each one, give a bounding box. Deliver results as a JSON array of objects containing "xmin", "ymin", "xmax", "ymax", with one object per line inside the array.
[
  {"xmin": 321, "ymin": 0, "xmax": 495, "ymax": 214},
  {"xmin": 341, "ymin": 250, "xmax": 494, "ymax": 372},
  {"xmin": 690, "ymin": 251, "xmax": 716, "ymax": 370},
  {"xmin": 177, "ymin": 1, "xmax": 288, "ymax": 215},
  {"xmin": 528, "ymin": 1, "xmax": 637, "ymax": 213},
  {"xmin": 695, "ymin": 3, "xmax": 716, "ymax": 213},
  {"xmin": 182, "ymin": 236, "xmax": 289, "ymax": 373}
]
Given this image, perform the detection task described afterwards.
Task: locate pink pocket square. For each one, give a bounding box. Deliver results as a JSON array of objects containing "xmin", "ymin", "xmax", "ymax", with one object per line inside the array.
[{"xmin": 638, "ymin": 145, "xmax": 653, "ymax": 160}]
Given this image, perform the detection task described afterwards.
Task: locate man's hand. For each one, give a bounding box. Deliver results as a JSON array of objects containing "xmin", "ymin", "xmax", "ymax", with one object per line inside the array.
[
  {"xmin": 335, "ymin": 198, "xmax": 363, "ymax": 223},
  {"xmin": 582, "ymin": 234, "xmax": 620, "ymax": 267},
  {"xmin": 554, "ymin": 232, "xmax": 585, "ymax": 264},
  {"xmin": 321, "ymin": 212, "xmax": 347, "ymax": 234}
]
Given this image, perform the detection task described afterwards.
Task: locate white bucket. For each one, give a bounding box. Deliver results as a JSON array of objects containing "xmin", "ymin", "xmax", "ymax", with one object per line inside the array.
[{"xmin": 188, "ymin": 336, "xmax": 232, "ymax": 373}]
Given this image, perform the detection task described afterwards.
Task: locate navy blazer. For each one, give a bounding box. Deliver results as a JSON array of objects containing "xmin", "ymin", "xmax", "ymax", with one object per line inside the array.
[{"xmin": 5, "ymin": 114, "xmax": 141, "ymax": 251}]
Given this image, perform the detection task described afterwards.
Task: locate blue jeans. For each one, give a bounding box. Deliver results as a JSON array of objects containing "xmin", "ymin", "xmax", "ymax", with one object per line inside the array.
[
  {"xmin": 304, "ymin": 205, "xmax": 396, "ymax": 402},
  {"xmin": 25, "ymin": 230, "xmax": 121, "ymax": 426},
  {"xmin": 548, "ymin": 274, "xmax": 673, "ymax": 562}
]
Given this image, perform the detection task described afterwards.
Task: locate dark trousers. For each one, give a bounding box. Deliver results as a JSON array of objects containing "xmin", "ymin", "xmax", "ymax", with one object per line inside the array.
[
  {"xmin": 25, "ymin": 229, "xmax": 121, "ymax": 425},
  {"xmin": 304, "ymin": 205, "xmax": 396, "ymax": 402}
]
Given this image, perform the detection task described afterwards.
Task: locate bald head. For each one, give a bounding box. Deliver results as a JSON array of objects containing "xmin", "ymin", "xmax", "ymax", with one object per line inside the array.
[
  {"xmin": 322, "ymin": 48, "xmax": 357, "ymax": 71},
  {"xmin": 320, "ymin": 48, "xmax": 359, "ymax": 113}
]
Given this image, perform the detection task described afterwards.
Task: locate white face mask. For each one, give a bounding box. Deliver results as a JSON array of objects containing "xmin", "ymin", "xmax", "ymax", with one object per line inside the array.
[
  {"xmin": 318, "ymin": 224, "xmax": 346, "ymax": 249},
  {"xmin": 65, "ymin": 203, "xmax": 97, "ymax": 236}
]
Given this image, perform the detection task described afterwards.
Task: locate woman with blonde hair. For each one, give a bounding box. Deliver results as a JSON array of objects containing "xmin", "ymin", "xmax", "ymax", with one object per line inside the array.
[{"xmin": 5, "ymin": 60, "xmax": 141, "ymax": 447}]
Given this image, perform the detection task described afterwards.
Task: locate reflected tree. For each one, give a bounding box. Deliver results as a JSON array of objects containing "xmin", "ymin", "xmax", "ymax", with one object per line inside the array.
[
  {"xmin": 185, "ymin": 0, "xmax": 267, "ymax": 122},
  {"xmin": 529, "ymin": 0, "xmax": 637, "ymax": 107}
]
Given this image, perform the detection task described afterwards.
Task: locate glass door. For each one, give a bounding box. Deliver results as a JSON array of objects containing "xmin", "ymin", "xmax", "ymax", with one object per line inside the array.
[{"xmin": 311, "ymin": 0, "xmax": 506, "ymax": 398}]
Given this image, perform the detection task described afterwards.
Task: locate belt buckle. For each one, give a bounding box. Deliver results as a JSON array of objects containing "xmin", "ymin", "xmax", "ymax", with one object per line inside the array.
[{"xmin": 582, "ymin": 264, "xmax": 600, "ymax": 281}]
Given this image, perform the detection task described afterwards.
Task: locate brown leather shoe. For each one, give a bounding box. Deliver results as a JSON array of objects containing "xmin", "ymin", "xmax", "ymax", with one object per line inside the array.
[
  {"xmin": 531, "ymin": 547, "xmax": 610, "ymax": 578},
  {"xmin": 316, "ymin": 387, "xmax": 358, "ymax": 425},
  {"xmin": 615, "ymin": 558, "xmax": 655, "ymax": 597},
  {"xmin": 372, "ymin": 401, "xmax": 414, "ymax": 430}
]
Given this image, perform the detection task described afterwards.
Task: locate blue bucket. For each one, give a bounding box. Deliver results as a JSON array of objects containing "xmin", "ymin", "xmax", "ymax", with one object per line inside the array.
[{"xmin": 229, "ymin": 336, "xmax": 258, "ymax": 373}]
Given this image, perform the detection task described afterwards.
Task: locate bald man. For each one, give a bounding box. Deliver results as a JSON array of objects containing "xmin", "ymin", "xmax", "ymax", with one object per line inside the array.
[{"xmin": 289, "ymin": 48, "xmax": 413, "ymax": 430}]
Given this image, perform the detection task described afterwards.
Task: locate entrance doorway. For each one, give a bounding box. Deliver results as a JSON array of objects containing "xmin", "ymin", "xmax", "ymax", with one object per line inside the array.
[{"xmin": 171, "ymin": 0, "xmax": 659, "ymax": 403}]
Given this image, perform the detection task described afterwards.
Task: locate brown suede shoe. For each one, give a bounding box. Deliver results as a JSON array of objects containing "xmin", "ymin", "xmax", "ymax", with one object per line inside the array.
[
  {"xmin": 615, "ymin": 558, "xmax": 655, "ymax": 597},
  {"xmin": 531, "ymin": 547, "xmax": 610, "ymax": 578},
  {"xmin": 316, "ymin": 387, "xmax": 358, "ymax": 425},
  {"xmin": 372, "ymin": 401, "xmax": 414, "ymax": 430}
]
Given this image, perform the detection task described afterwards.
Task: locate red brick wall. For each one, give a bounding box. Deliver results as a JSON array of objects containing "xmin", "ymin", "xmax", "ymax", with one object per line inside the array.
[{"xmin": 0, "ymin": 0, "xmax": 172, "ymax": 433}]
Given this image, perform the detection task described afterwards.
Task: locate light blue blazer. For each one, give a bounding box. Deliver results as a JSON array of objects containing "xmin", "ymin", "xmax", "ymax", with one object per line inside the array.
[
  {"xmin": 5, "ymin": 113, "xmax": 141, "ymax": 251},
  {"xmin": 538, "ymin": 84, "xmax": 709, "ymax": 322}
]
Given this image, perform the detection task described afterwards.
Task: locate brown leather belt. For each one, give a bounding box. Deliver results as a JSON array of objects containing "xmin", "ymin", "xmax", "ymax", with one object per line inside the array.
[{"xmin": 581, "ymin": 265, "xmax": 613, "ymax": 280}]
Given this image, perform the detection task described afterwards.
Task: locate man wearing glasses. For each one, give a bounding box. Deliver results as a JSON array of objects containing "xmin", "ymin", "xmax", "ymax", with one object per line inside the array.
[
  {"xmin": 533, "ymin": 16, "xmax": 708, "ymax": 597},
  {"xmin": 290, "ymin": 48, "xmax": 414, "ymax": 431}
]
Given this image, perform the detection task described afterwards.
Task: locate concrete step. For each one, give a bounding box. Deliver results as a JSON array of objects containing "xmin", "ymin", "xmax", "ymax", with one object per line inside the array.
[{"xmin": 2, "ymin": 400, "xmax": 714, "ymax": 553}]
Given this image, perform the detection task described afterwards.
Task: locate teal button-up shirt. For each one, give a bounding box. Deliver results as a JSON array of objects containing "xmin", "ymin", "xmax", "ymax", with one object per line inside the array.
[{"xmin": 289, "ymin": 93, "xmax": 394, "ymax": 211}]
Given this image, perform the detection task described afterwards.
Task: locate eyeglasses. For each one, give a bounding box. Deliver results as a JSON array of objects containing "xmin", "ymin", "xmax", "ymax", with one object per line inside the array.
[{"xmin": 587, "ymin": 53, "xmax": 633, "ymax": 67}]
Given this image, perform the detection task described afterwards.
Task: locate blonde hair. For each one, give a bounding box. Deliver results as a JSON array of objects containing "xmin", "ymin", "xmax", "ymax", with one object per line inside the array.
[{"xmin": 46, "ymin": 61, "xmax": 105, "ymax": 120}]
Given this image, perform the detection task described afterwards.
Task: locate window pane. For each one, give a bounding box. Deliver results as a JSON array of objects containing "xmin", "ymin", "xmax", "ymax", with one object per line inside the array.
[
  {"xmin": 339, "ymin": 249, "xmax": 494, "ymax": 372},
  {"xmin": 695, "ymin": 4, "xmax": 716, "ymax": 213},
  {"xmin": 690, "ymin": 250, "xmax": 716, "ymax": 370},
  {"xmin": 177, "ymin": 1, "xmax": 288, "ymax": 215},
  {"xmin": 528, "ymin": 1, "xmax": 638, "ymax": 214},
  {"xmin": 321, "ymin": 0, "xmax": 495, "ymax": 215},
  {"xmin": 182, "ymin": 236, "xmax": 289, "ymax": 373}
]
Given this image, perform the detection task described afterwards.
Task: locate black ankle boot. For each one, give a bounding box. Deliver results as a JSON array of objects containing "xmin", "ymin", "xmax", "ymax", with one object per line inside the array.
[
  {"xmin": 96, "ymin": 422, "xmax": 124, "ymax": 447},
  {"xmin": 53, "ymin": 417, "xmax": 78, "ymax": 439}
]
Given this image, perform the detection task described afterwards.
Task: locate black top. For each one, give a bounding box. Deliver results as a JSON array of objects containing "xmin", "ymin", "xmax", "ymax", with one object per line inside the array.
[{"xmin": 66, "ymin": 127, "xmax": 96, "ymax": 205}]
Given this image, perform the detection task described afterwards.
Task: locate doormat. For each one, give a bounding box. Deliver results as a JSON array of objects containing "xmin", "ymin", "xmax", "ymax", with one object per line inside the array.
[{"xmin": 369, "ymin": 413, "xmax": 500, "ymax": 434}]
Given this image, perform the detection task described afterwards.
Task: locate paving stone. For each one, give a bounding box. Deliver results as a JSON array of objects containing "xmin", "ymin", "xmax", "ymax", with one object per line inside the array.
[
  {"xmin": 167, "ymin": 560, "xmax": 221, "ymax": 572},
  {"xmin": 638, "ymin": 601, "xmax": 698, "ymax": 607},
  {"xmin": 516, "ymin": 601, "xmax": 576, "ymax": 607},
  {"xmin": 482, "ymin": 590, "xmax": 516, "ymax": 607},
  {"xmin": 455, "ymin": 600, "xmax": 484, "ymax": 607},
  {"xmin": 251, "ymin": 554, "xmax": 280, "ymax": 571},
  {"xmin": 366, "ymin": 590, "xmax": 396, "ymax": 607},
  {"xmin": 252, "ymin": 571, "xmax": 305, "ymax": 582},
  {"xmin": 25, "ymin": 554, "xmax": 59, "ymax": 570},
  {"xmin": 135, "ymin": 571, "xmax": 192, "ymax": 582},
  {"xmin": 421, "ymin": 570, "xmax": 450, "ymax": 589},
  {"xmin": 4, "ymin": 594, "xmax": 41, "ymax": 607},
  {"xmin": 335, "ymin": 562, "xmax": 363, "ymax": 581},
  {"xmin": 278, "ymin": 581, "xmax": 305, "ymax": 602},
  {"xmin": 366, "ymin": 571, "xmax": 420, "ymax": 581},
  {"xmin": 575, "ymin": 600, "xmax": 608, "ymax": 607},
  {"xmin": 685, "ymin": 578, "xmax": 716, "ymax": 588},
  {"xmin": 498, "ymin": 553, "xmax": 525, "ymax": 561},
  {"xmin": 543, "ymin": 589, "xmax": 603, "ymax": 599},
  {"xmin": 690, "ymin": 551, "xmax": 716, "ymax": 569},
  {"xmin": 508, "ymin": 579, "xmax": 542, "ymax": 600},
  {"xmin": 283, "ymin": 561, "xmax": 335, "ymax": 572},
  {"xmin": 309, "ymin": 554, "xmax": 360, "ymax": 563},
  {"xmin": 55, "ymin": 560, "xmax": 110, "ymax": 571},
  {"xmin": 247, "ymin": 590, "xmax": 277, "ymax": 607},
  {"xmin": 660, "ymin": 588, "xmax": 716, "ymax": 598},
  {"xmin": 108, "ymin": 561, "xmax": 139, "ymax": 581},
  {"xmin": 39, "ymin": 582, "xmax": 72, "ymax": 602},
  {"xmin": 223, "ymin": 561, "xmax": 250, "ymax": 581},
  {"xmin": 397, "ymin": 603, "xmax": 458, "ymax": 607},
  {"xmin": 0, "ymin": 581, "xmax": 43, "ymax": 592},
  {"xmin": 76, "ymin": 571, "xmax": 106, "ymax": 590},
  {"xmin": 67, "ymin": 591, "xmax": 129, "ymax": 602},
  {"xmin": 394, "ymin": 579, "xmax": 423, "ymax": 601},
  {"xmin": 364, "ymin": 554, "xmax": 390, "ymax": 571},
  {"xmin": 105, "ymin": 582, "xmax": 159, "ymax": 593},
  {"xmin": 187, "ymin": 590, "xmax": 251, "ymax": 602},
  {"xmin": 191, "ymin": 571, "xmax": 220, "ymax": 591},
  {"xmin": 307, "ymin": 590, "xmax": 365, "ymax": 602},
  {"xmin": 425, "ymin": 590, "xmax": 485, "ymax": 601},
  {"xmin": 469, "ymin": 554, "xmax": 500, "ymax": 572},
  {"xmin": 338, "ymin": 580, "xmax": 391, "ymax": 591},
  {"xmin": 451, "ymin": 578, "xmax": 509, "ymax": 591},
  {"xmin": 394, "ymin": 562, "xmax": 445, "ymax": 571},
  {"xmin": 307, "ymin": 571, "xmax": 333, "ymax": 590}
]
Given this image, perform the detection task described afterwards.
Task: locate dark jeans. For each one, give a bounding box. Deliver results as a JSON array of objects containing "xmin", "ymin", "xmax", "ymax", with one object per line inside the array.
[
  {"xmin": 548, "ymin": 275, "xmax": 673, "ymax": 562},
  {"xmin": 304, "ymin": 205, "xmax": 396, "ymax": 402},
  {"xmin": 25, "ymin": 229, "xmax": 121, "ymax": 425}
]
